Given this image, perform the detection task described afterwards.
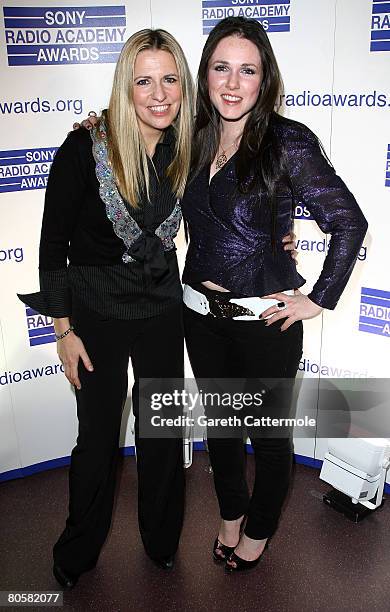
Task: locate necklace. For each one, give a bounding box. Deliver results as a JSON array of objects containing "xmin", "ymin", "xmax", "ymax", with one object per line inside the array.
[{"xmin": 215, "ymin": 140, "xmax": 238, "ymax": 170}]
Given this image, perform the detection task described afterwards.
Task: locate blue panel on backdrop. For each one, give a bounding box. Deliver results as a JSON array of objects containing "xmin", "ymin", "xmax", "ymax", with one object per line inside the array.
[
  {"xmin": 202, "ymin": 0, "xmax": 291, "ymax": 35},
  {"xmin": 25, "ymin": 306, "xmax": 56, "ymax": 347},
  {"xmin": 370, "ymin": 0, "xmax": 390, "ymax": 51},
  {"xmin": 293, "ymin": 203, "xmax": 314, "ymax": 221},
  {"xmin": 0, "ymin": 147, "xmax": 57, "ymax": 193},
  {"xmin": 359, "ymin": 288, "xmax": 390, "ymax": 338},
  {"xmin": 3, "ymin": 5, "xmax": 127, "ymax": 65}
]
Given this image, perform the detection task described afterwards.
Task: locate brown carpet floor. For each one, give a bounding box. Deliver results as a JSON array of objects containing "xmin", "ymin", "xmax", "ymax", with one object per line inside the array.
[{"xmin": 1, "ymin": 451, "xmax": 389, "ymax": 612}]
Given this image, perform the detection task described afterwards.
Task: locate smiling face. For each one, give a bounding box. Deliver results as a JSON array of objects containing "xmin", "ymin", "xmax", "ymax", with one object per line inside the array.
[
  {"xmin": 207, "ymin": 35, "xmax": 262, "ymax": 127},
  {"xmin": 132, "ymin": 48, "xmax": 182, "ymax": 141}
]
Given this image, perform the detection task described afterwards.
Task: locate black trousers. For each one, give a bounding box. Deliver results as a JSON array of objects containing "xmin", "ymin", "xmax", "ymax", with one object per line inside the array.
[
  {"xmin": 53, "ymin": 301, "xmax": 185, "ymax": 575},
  {"xmin": 183, "ymin": 293, "xmax": 303, "ymax": 541}
]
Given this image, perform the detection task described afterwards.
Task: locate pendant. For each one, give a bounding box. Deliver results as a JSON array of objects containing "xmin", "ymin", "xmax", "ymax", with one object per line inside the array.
[{"xmin": 215, "ymin": 153, "xmax": 227, "ymax": 169}]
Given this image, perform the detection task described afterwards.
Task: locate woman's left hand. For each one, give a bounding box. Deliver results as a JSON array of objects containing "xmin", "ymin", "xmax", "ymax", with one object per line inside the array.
[{"xmin": 260, "ymin": 289, "xmax": 323, "ymax": 331}]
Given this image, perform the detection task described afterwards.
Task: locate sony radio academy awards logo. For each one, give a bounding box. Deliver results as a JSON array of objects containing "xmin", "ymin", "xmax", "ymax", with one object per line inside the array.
[
  {"xmin": 25, "ymin": 306, "xmax": 56, "ymax": 347},
  {"xmin": 0, "ymin": 147, "xmax": 57, "ymax": 193},
  {"xmin": 370, "ymin": 0, "xmax": 390, "ymax": 52},
  {"xmin": 386, "ymin": 145, "xmax": 390, "ymax": 187},
  {"xmin": 359, "ymin": 287, "xmax": 390, "ymax": 337},
  {"xmin": 202, "ymin": 0, "xmax": 291, "ymax": 35},
  {"xmin": 3, "ymin": 5, "xmax": 127, "ymax": 65}
]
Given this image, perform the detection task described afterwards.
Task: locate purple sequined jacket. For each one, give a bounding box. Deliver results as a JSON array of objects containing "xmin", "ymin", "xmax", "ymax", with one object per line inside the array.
[{"xmin": 182, "ymin": 116, "xmax": 368, "ymax": 310}]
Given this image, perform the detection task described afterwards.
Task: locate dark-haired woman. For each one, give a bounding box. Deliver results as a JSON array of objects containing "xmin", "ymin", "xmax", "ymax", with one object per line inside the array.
[{"xmin": 181, "ymin": 17, "xmax": 367, "ymax": 572}]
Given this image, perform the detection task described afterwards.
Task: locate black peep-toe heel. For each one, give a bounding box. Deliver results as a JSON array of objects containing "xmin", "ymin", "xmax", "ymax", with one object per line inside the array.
[
  {"xmin": 213, "ymin": 538, "xmax": 236, "ymax": 563},
  {"xmin": 225, "ymin": 539, "xmax": 269, "ymax": 573},
  {"xmin": 212, "ymin": 517, "xmax": 246, "ymax": 563}
]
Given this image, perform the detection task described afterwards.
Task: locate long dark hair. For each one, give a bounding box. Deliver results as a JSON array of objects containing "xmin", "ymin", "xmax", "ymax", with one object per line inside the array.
[{"xmin": 192, "ymin": 17, "xmax": 287, "ymax": 248}]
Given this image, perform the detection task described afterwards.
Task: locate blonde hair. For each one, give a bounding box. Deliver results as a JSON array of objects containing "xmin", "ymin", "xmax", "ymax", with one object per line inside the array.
[{"xmin": 102, "ymin": 29, "xmax": 194, "ymax": 207}]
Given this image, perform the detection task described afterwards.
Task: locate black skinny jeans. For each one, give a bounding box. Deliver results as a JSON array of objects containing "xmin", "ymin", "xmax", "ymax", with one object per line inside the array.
[
  {"xmin": 184, "ymin": 288, "xmax": 303, "ymax": 540},
  {"xmin": 53, "ymin": 300, "xmax": 185, "ymax": 575}
]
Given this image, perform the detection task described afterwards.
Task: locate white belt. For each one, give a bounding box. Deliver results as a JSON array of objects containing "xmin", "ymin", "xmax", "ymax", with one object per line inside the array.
[{"xmin": 183, "ymin": 284, "xmax": 294, "ymax": 321}]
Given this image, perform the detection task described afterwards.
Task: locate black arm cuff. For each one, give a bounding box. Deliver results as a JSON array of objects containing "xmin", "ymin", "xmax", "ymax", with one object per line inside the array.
[
  {"xmin": 17, "ymin": 268, "xmax": 71, "ymax": 318},
  {"xmin": 17, "ymin": 289, "xmax": 71, "ymax": 318}
]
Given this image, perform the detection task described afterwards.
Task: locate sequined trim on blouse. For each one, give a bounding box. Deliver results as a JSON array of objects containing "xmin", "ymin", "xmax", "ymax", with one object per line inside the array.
[
  {"xmin": 155, "ymin": 203, "xmax": 182, "ymax": 251},
  {"xmin": 91, "ymin": 120, "xmax": 182, "ymax": 264}
]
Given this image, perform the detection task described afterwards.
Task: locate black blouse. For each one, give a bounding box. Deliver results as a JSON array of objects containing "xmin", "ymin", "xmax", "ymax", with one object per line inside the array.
[
  {"xmin": 182, "ymin": 116, "xmax": 368, "ymax": 310},
  {"xmin": 18, "ymin": 125, "xmax": 183, "ymax": 320}
]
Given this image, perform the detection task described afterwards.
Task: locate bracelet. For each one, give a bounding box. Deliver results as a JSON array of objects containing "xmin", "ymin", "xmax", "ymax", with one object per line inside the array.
[{"xmin": 55, "ymin": 325, "xmax": 75, "ymax": 340}]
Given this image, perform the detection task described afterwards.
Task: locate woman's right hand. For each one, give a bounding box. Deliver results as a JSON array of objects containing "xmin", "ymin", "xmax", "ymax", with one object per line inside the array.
[
  {"xmin": 73, "ymin": 111, "xmax": 98, "ymax": 131},
  {"xmin": 57, "ymin": 332, "xmax": 94, "ymax": 390}
]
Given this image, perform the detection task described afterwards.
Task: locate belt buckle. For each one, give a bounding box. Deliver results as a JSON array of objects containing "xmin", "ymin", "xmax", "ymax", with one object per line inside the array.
[
  {"xmin": 208, "ymin": 296, "xmax": 222, "ymax": 318},
  {"xmin": 209, "ymin": 296, "xmax": 255, "ymax": 318}
]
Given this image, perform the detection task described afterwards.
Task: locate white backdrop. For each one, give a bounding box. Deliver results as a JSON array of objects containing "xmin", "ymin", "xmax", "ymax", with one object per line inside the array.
[{"xmin": 0, "ymin": 0, "xmax": 389, "ymax": 482}]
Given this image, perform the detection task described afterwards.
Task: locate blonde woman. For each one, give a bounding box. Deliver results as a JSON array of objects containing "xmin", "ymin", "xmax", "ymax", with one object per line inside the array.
[{"xmin": 18, "ymin": 29, "xmax": 194, "ymax": 586}]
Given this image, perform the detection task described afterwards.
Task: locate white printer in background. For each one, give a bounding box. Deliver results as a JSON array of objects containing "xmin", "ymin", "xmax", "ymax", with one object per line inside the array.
[{"xmin": 320, "ymin": 438, "xmax": 390, "ymax": 519}]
